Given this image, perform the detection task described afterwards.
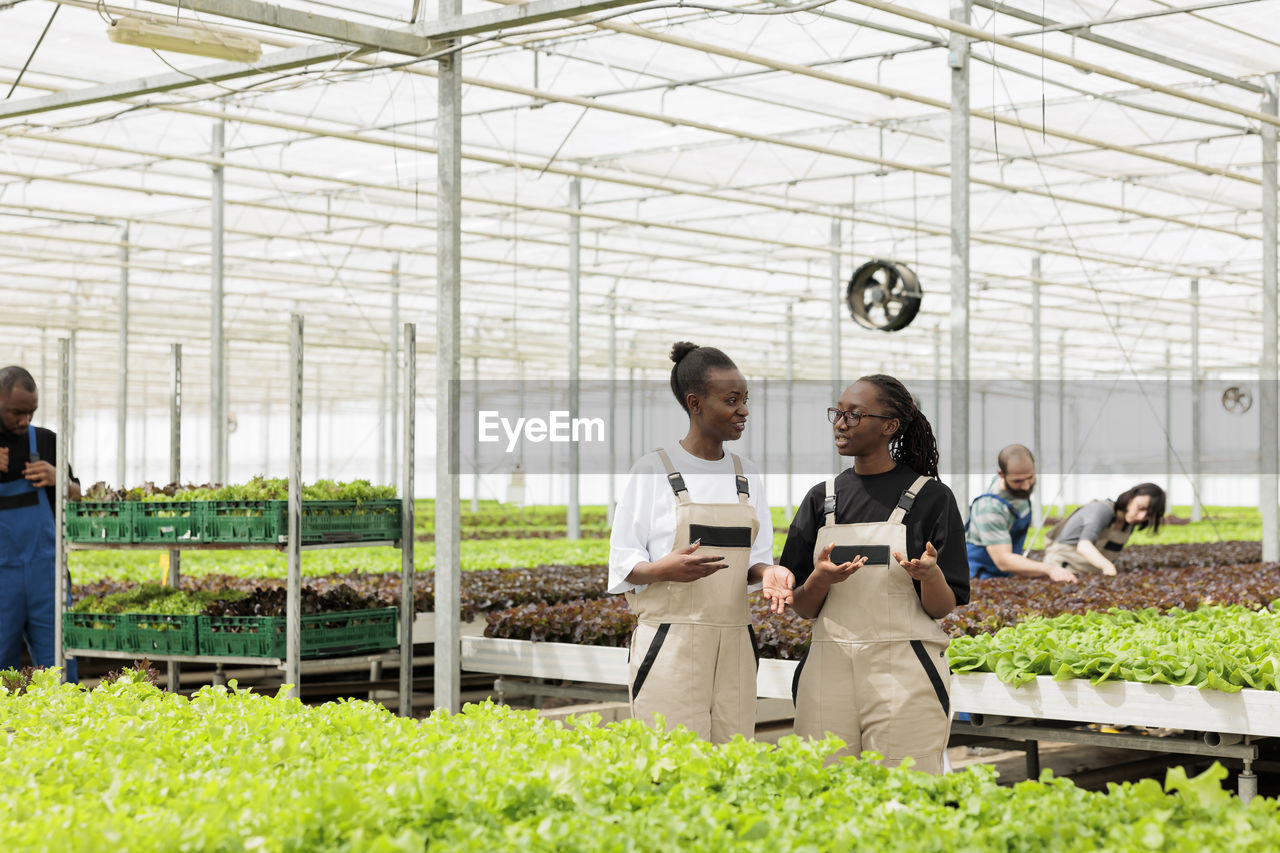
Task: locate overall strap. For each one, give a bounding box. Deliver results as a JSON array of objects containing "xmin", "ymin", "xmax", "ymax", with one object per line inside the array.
[
  {"xmin": 730, "ymin": 453, "xmax": 750, "ymax": 506},
  {"xmin": 0, "ymin": 430, "xmax": 39, "ymax": 500},
  {"xmin": 654, "ymin": 448, "xmax": 692, "ymax": 505},
  {"xmin": 888, "ymin": 475, "xmax": 931, "ymax": 524},
  {"xmin": 30, "ymin": 425, "xmax": 51, "ymax": 513},
  {"xmin": 823, "ymin": 476, "xmax": 837, "ymax": 526}
]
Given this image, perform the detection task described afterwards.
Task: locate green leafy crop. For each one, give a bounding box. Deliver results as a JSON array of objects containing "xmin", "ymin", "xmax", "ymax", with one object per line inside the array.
[
  {"xmin": 0, "ymin": 678, "xmax": 1277, "ymax": 851},
  {"xmin": 949, "ymin": 604, "xmax": 1280, "ymax": 692}
]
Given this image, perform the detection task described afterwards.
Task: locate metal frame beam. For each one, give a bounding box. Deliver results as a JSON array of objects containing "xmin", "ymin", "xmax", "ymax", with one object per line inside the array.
[
  {"xmin": 420, "ymin": 0, "xmax": 647, "ymax": 39},
  {"xmin": 850, "ymin": 0, "xmax": 1280, "ymax": 129},
  {"xmin": 0, "ymin": 42, "xmax": 365, "ymax": 121},
  {"xmin": 972, "ymin": 0, "xmax": 1264, "ymax": 95},
  {"xmin": 143, "ymin": 0, "xmax": 437, "ymax": 54}
]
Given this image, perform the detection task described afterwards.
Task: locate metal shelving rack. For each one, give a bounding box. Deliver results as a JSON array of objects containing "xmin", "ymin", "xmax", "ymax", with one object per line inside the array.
[{"xmin": 54, "ymin": 316, "xmax": 418, "ymax": 716}]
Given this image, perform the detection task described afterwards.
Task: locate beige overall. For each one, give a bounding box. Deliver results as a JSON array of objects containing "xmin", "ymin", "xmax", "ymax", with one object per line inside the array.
[
  {"xmin": 792, "ymin": 475, "xmax": 952, "ymax": 774},
  {"xmin": 1042, "ymin": 501, "xmax": 1133, "ymax": 574},
  {"xmin": 625, "ymin": 450, "xmax": 760, "ymax": 743}
]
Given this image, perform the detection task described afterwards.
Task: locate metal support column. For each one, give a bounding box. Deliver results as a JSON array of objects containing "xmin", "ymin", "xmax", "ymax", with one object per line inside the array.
[
  {"xmin": 934, "ymin": 331, "xmax": 944, "ymax": 469},
  {"xmin": 1058, "ymin": 334, "xmax": 1066, "ymax": 515},
  {"xmin": 761, "ymin": 376, "xmax": 769, "ymax": 478},
  {"xmin": 471, "ymin": 357, "xmax": 480, "ymax": 513},
  {"xmin": 979, "ymin": 390, "xmax": 987, "ymax": 475},
  {"xmin": 167, "ymin": 344, "xmax": 183, "ymax": 692},
  {"xmin": 313, "ymin": 369, "xmax": 322, "ymax": 478},
  {"xmin": 607, "ymin": 288, "xmax": 617, "ymax": 524},
  {"xmin": 54, "ymin": 337, "xmax": 71, "ymax": 679},
  {"xmin": 949, "ymin": 0, "xmax": 972, "ymax": 511},
  {"xmin": 262, "ymin": 384, "xmax": 271, "ymax": 473},
  {"xmin": 1031, "ymin": 255, "xmax": 1043, "ymax": 531},
  {"xmin": 1262, "ymin": 76, "xmax": 1279, "ymax": 563},
  {"xmin": 1191, "ymin": 277, "xmax": 1202, "ymax": 522},
  {"xmin": 399, "ymin": 323, "xmax": 417, "ymax": 717},
  {"xmin": 785, "ymin": 302, "xmax": 794, "ymax": 517},
  {"xmin": 627, "ymin": 364, "xmax": 635, "ymax": 464},
  {"xmin": 435, "ymin": 20, "xmax": 464, "ymax": 714},
  {"xmin": 285, "ymin": 315, "xmax": 303, "ymax": 698},
  {"xmin": 568, "ymin": 177, "xmax": 581, "ymax": 540},
  {"xmin": 1166, "ymin": 345, "xmax": 1174, "ymax": 498},
  {"xmin": 379, "ymin": 351, "xmax": 388, "ymax": 485},
  {"xmin": 831, "ymin": 219, "xmax": 843, "ymax": 472},
  {"xmin": 211, "ymin": 120, "xmax": 226, "ymax": 484},
  {"xmin": 40, "ymin": 327, "xmax": 47, "ymax": 399},
  {"xmin": 117, "ymin": 223, "xmax": 129, "ymax": 486},
  {"xmin": 390, "ymin": 255, "xmax": 401, "ymax": 486}
]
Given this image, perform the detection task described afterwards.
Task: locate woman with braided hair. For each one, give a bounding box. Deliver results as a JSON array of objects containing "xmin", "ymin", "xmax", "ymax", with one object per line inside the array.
[{"xmin": 778, "ymin": 374, "xmax": 969, "ymax": 773}]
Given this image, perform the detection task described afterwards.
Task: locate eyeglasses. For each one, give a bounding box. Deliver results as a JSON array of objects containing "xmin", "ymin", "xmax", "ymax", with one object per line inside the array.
[{"xmin": 827, "ymin": 407, "xmax": 895, "ymax": 427}]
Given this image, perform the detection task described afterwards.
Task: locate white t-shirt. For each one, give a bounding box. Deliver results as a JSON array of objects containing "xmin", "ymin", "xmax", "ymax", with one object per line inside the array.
[{"xmin": 608, "ymin": 443, "xmax": 775, "ymax": 594}]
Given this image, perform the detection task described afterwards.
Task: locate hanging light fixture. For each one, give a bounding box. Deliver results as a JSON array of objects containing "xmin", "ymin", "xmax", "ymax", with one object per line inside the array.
[{"xmin": 106, "ymin": 13, "xmax": 262, "ymax": 63}]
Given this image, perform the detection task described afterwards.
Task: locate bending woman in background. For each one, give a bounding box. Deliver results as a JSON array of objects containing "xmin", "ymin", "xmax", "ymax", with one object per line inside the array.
[
  {"xmin": 1041, "ymin": 483, "xmax": 1166, "ymax": 576},
  {"xmin": 779, "ymin": 375, "xmax": 969, "ymax": 774},
  {"xmin": 609, "ymin": 342, "xmax": 794, "ymax": 743}
]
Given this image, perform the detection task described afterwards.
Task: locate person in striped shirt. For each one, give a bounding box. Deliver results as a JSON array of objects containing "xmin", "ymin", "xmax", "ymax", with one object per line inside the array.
[{"xmin": 964, "ymin": 445, "xmax": 1076, "ymax": 583}]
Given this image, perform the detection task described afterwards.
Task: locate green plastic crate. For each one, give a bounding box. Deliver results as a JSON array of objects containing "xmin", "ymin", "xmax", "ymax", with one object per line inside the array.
[
  {"xmin": 202, "ymin": 500, "xmax": 278, "ymax": 543},
  {"xmin": 65, "ymin": 501, "xmax": 134, "ymax": 543},
  {"xmin": 197, "ymin": 608, "xmax": 398, "ymax": 659},
  {"xmin": 133, "ymin": 501, "xmax": 204, "ymax": 544},
  {"xmin": 63, "ymin": 612, "xmax": 132, "ymax": 652},
  {"xmin": 202, "ymin": 499, "xmax": 401, "ymax": 545},
  {"xmin": 296, "ymin": 500, "xmax": 401, "ymax": 544},
  {"xmin": 129, "ymin": 613, "xmax": 200, "ymax": 655}
]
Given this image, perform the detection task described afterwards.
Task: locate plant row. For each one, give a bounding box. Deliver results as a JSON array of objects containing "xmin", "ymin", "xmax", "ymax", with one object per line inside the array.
[
  {"xmin": 479, "ymin": 562, "xmax": 1280, "ymax": 671},
  {"xmin": 943, "ymin": 561, "xmax": 1280, "ymax": 636},
  {"xmin": 483, "ymin": 593, "xmax": 814, "ymax": 659},
  {"xmin": 948, "ymin": 604, "xmax": 1280, "ymax": 692},
  {"xmin": 66, "ymin": 584, "xmax": 397, "ymax": 659},
  {"xmin": 67, "ymin": 536, "xmax": 613, "ymax": 581},
  {"xmin": 81, "ymin": 475, "xmax": 397, "ymax": 502},
  {"xmin": 1, "ymin": 671, "xmax": 1276, "ymax": 851},
  {"xmin": 76, "ymin": 565, "xmax": 609, "ymax": 622}
]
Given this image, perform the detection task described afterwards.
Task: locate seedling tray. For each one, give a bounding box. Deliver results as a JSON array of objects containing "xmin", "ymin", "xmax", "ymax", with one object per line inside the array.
[{"xmin": 202, "ymin": 500, "xmax": 401, "ymax": 545}]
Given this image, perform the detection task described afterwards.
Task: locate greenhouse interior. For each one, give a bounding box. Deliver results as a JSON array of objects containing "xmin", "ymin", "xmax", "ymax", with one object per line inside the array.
[{"xmin": 4, "ymin": 0, "xmax": 1280, "ymax": 848}]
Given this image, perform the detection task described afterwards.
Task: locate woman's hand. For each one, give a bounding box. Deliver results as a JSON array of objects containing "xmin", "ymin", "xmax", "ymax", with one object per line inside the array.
[
  {"xmin": 812, "ymin": 543, "xmax": 866, "ymax": 585},
  {"xmin": 892, "ymin": 541, "xmax": 940, "ymax": 581},
  {"xmin": 654, "ymin": 540, "xmax": 727, "ymax": 583},
  {"xmin": 760, "ymin": 565, "xmax": 796, "ymax": 613}
]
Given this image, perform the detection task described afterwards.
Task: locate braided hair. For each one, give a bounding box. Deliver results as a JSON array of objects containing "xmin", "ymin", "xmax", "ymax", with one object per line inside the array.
[
  {"xmin": 669, "ymin": 342, "xmax": 737, "ymax": 413},
  {"xmin": 858, "ymin": 374, "xmax": 939, "ymax": 479}
]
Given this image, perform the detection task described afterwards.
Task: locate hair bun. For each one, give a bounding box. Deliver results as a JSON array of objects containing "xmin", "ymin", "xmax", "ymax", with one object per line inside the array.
[{"xmin": 670, "ymin": 341, "xmax": 699, "ymax": 363}]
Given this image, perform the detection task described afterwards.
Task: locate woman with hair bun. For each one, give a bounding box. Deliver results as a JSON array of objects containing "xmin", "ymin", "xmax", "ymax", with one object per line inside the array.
[
  {"xmin": 779, "ymin": 375, "xmax": 969, "ymax": 774},
  {"xmin": 609, "ymin": 342, "xmax": 794, "ymax": 743}
]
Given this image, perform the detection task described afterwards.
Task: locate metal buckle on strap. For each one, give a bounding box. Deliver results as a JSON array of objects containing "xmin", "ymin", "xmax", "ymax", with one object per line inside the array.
[
  {"xmin": 735, "ymin": 474, "xmax": 750, "ymax": 497},
  {"xmin": 896, "ymin": 490, "xmax": 917, "ymax": 515},
  {"xmin": 823, "ymin": 495, "xmax": 837, "ymax": 516},
  {"xmin": 667, "ymin": 472, "xmax": 688, "ymax": 495}
]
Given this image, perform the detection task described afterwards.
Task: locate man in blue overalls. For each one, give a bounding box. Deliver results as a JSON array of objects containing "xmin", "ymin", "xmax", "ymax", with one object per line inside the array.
[
  {"xmin": 0, "ymin": 366, "xmax": 79, "ymax": 680},
  {"xmin": 965, "ymin": 445, "xmax": 1076, "ymax": 583}
]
